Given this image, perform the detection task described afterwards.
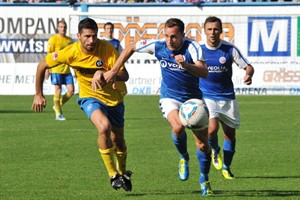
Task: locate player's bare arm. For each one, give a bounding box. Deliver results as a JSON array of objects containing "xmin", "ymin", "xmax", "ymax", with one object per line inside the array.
[
  {"xmin": 104, "ymin": 43, "xmax": 136, "ymax": 84},
  {"xmin": 31, "ymin": 58, "xmax": 48, "ymax": 112},
  {"xmin": 244, "ymin": 65, "xmax": 254, "ymax": 85},
  {"xmin": 92, "ymin": 70, "xmax": 106, "ymax": 91},
  {"xmin": 181, "ymin": 60, "xmax": 208, "ymax": 78},
  {"xmin": 92, "ymin": 67, "xmax": 129, "ymax": 91}
]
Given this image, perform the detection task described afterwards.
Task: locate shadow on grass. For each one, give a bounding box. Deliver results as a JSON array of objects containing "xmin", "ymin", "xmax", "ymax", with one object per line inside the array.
[
  {"xmin": 124, "ymin": 188, "xmax": 300, "ymax": 198},
  {"xmin": 212, "ymin": 189, "xmax": 300, "ymax": 197},
  {"xmin": 0, "ymin": 110, "xmax": 35, "ymax": 113},
  {"xmin": 238, "ymin": 175, "xmax": 300, "ymax": 179}
]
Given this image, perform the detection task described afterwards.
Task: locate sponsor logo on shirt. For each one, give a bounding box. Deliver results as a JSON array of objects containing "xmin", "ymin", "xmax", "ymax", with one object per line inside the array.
[
  {"xmin": 160, "ymin": 60, "xmax": 184, "ymax": 71},
  {"xmin": 207, "ymin": 66, "xmax": 228, "ymax": 73}
]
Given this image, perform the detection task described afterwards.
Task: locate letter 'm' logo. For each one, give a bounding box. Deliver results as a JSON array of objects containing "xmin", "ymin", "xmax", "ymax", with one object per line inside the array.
[{"xmin": 248, "ymin": 17, "xmax": 291, "ymax": 56}]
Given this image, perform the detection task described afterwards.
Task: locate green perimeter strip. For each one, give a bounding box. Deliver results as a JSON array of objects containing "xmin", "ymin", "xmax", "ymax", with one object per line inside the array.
[{"xmin": 298, "ymin": 17, "xmax": 300, "ymax": 56}]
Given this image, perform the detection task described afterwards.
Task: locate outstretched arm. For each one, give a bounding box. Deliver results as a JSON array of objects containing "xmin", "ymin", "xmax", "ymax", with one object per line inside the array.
[
  {"xmin": 31, "ymin": 58, "xmax": 48, "ymax": 112},
  {"xmin": 104, "ymin": 42, "xmax": 136, "ymax": 83},
  {"xmin": 244, "ymin": 65, "xmax": 254, "ymax": 85}
]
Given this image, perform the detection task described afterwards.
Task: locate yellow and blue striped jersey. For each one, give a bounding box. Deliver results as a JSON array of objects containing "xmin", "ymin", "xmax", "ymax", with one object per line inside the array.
[
  {"xmin": 47, "ymin": 34, "xmax": 73, "ymax": 74},
  {"xmin": 45, "ymin": 39, "xmax": 127, "ymax": 106}
]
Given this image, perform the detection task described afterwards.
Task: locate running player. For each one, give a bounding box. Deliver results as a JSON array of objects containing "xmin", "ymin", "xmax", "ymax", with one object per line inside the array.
[
  {"xmin": 32, "ymin": 18, "xmax": 132, "ymax": 192},
  {"xmin": 199, "ymin": 16, "xmax": 254, "ymax": 179},
  {"xmin": 100, "ymin": 18, "xmax": 213, "ymax": 196}
]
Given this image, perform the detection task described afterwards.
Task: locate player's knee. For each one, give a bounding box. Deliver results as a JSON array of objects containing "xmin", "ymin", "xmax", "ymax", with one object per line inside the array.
[{"xmin": 172, "ymin": 122, "xmax": 185, "ymax": 135}]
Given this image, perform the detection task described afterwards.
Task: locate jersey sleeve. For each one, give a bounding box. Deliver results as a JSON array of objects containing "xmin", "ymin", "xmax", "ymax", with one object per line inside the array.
[
  {"xmin": 188, "ymin": 40, "xmax": 205, "ymax": 63},
  {"xmin": 135, "ymin": 39, "xmax": 157, "ymax": 54},
  {"xmin": 232, "ymin": 46, "xmax": 250, "ymax": 69},
  {"xmin": 45, "ymin": 44, "xmax": 74, "ymax": 68}
]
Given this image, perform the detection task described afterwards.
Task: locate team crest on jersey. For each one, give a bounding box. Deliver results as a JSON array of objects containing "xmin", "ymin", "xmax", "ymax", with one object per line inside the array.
[
  {"xmin": 52, "ymin": 52, "xmax": 58, "ymax": 60},
  {"xmin": 96, "ymin": 60, "xmax": 104, "ymax": 67},
  {"xmin": 219, "ymin": 57, "xmax": 226, "ymax": 64}
]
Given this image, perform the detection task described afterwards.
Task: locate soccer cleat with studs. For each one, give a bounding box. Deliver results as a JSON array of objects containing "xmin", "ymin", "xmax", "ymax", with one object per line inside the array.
[
  {"xmin": 178, "ymin": 158, "xmax": 189, "ymax": 181},
  {"xmin": 110, "ymin": 174, "xmax": 125, "ymax": 190},
  {"xmin": 211, "ymin": 150, "xmax": 223, "ymax": 170},
  {"xmin": 55, "ymin": 114, "xmax": 66, "ymax": 121},
  {"xmin": 222, "ymin": 169, "xmax": 235, "ymax": 180},
  {"xmin": 121, "ymin": 170, "xmax": 133, "ymax": 192},
  {"xmin": 200, "ymin": 181, "xmax": 213, "ymax": 196}
]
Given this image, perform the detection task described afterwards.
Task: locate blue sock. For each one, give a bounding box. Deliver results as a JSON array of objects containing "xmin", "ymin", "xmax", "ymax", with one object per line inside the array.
[
  {"xmin": 196, "ymin": 148, "xmax": 211, "ymax": 182},
  {"xmin": 223, "ymin": 138, "xmax": 236, "ymax": 170},
  {"xmin": 208, "ymin": 134, "xmax": 220, "ymax": 153},
  {"xmin": 171, "ymin": 131, "xmax": 189, "ymax": 161}
]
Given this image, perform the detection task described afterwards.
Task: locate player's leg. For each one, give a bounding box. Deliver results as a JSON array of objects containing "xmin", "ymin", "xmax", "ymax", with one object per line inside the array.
[
  {"xmin": 160, "ymin": 98, "xmax": 189, "ymax": 181},
  {"xmin": 60, "ymin": 73, "xmax": 74, "ymax": 106},
  {"xmin": 53, "ymin": 84, "xmax": 64, "ymax": 120},
  {"xmin": 205, "ymin": 98, "xmax": 222, "ymax": 170},
  {"xmin": 219, "ymin": 99, "xmax": 240, "ymax": 179},
  {"xmin": 78, "ymin": 98, "xmax": 123, "ymax": 190},
  {"xmin": 51, "ymin": 73, "xmax": 65, "ymax": 120},
  {"xmin": 220, "ymin": 122, "xmax": 236, "ymax": 179},
  {"xmin": 109, "ymin": 102, "xmax": 132, "ymax": 191},
  {"xmin": 192, "ymin": 128, "xmax": 213, "ymax": 196}
]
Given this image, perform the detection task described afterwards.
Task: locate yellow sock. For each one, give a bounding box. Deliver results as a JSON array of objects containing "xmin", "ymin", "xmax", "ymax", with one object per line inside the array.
[
  {"xmin": 60, "ymin": 92, "xmax": 73, "ymax": 106},
  {"xmin": 99, "ymin": 147, "xmax": 118, "ymax": 177},
  {"xmin": 53, "ymin": 94, "xmax": 61, "ymax": 115},
  {"xmin": 115, "ymin": 151, "xmax": 127, "ymax": 175}
]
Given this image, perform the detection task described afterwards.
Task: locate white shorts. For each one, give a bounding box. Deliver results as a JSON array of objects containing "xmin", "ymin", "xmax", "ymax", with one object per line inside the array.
[
  {"xmin": 204, "ymin": 98, "xmax": 240, "ymax": 129},
  {"xmin": 159, "ymin": 98, "xmax": 206, "ymax": 119},
  {"xmin": 159, "ymin": 98, "xmax": 182, "ymax": 119}
]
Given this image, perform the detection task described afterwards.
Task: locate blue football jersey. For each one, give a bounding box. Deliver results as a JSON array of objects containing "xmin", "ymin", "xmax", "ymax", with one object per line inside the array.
[
  {"xmin": 101, "ymin": 37, "xmax": 123, "ymax": 53},
  {"xmin": 199, "ymin": 40, "xmax": 250, "ymax": 100},
  {"xmin": 136, "ymin": 38, "xmax": 204, "ymax": 103}
]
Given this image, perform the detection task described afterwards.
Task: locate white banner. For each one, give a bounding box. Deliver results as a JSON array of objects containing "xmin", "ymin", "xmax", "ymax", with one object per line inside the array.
[{"xmin": 0, "ymin": 4, "xmax": 299, "ymax": 95}]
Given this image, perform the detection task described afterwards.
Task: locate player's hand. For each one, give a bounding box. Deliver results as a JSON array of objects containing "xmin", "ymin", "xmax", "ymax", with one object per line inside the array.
[
  {"xmin": 244, "ymin": 75, "xmax": 252, "ymax": 85},
  {"xmin": 92, "ymin": 70, "xmax": 107, "ymax": 91},
  {"xmin": 171, "ymin": 54, "xmax": 186, "ymax": 67},
  {"xmin": 31, "ymin": 95, "xmax": 47, "ymax": 112},
  {"xmin": 104, "ymin": 70, "xmax": 117, "ymax": 89}
]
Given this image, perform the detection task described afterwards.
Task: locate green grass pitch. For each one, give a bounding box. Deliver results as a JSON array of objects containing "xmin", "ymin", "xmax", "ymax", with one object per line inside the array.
[{"xmin": 0, "ymin": 95, "xmax": 300, "ymax": 200}]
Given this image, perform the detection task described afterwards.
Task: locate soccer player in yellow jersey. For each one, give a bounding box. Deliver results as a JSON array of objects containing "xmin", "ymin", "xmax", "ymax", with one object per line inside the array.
[
  {"xmin": 31, "ymin": 18, "xmax": 132, "ymax": 191},
  {"xmin": 46, "ymin": 19, "xmax": 74, "ymax": 121}
]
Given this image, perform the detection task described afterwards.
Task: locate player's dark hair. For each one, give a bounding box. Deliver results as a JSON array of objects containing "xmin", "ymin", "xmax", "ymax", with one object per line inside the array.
[
  {"xmin": 78, "ymin": 18, "xmax": 98, "ymax": 34},
  {"xmin": 165, "ymin": 18, "xmax": 185, "ymax": 34},
  {"xmin": 204, "ymin": 16, "xmax": 223, "ymax": 31},
  {"xmin": 104, "ymin": 22, "xmax": 114, "ymax": 29}
]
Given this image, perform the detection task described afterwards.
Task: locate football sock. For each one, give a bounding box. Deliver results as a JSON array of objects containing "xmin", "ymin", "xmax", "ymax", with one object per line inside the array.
[
  {"xmin": 60, "ymin": 92, "xmax": 73, "ymax": 106},
  {"xmin": 99, "ymin": 147, "xmax": 118, "ymax": 177},
  {"xmin": 53, "ymin": 94, "xmax": 61, "ymax": 115},
  {"xmin": 200, "ymin": 173, "xmax": 209, "ymax": 183},
  {"xmin": 171, "ymin": 131, "xmax": 189, "ymax": 161},
  {"xmin": 223, "ymin": 138, "xmax": 236, "ymax": 169},
  {"xmin": 115, "ymin": 151, "xmax": 127, "ymax": 175},
  {"xmin": 208, "ymin": 134, "xmax": 220, "ymax": 152},
  {"xmin": 196, "ymin": 148, "xmax": 211, "ymax": 175}
]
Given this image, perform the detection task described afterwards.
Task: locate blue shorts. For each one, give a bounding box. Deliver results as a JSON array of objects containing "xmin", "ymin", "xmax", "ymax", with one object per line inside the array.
[
  {"xmin": 77, "ymin": 98, "xmax": 125, "ymax": 128},
  {"xmin": 51, "ymin": 73, "xmax": 74, "ymax": 85}
]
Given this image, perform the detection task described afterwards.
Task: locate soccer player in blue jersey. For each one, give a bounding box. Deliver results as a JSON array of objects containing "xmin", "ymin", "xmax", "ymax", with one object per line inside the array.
[
  {"xmin": 98, "ymin": 18, "xmax": 213, "ymax": 196},
  {"xmin": 199, "ymin": 16, "xmax": 254, "ymax": 179},
  {"xmin": 101, "ymin": 22, "xmax": 123, "ymax": 54}
]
